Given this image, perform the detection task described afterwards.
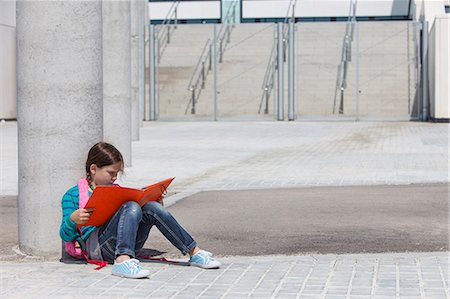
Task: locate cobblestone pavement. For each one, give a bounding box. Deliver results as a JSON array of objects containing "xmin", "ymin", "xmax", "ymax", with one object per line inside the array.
[
  {"xmin": 0, "ymin": 121, "xmax": 449, "ymax": 298},
  {"xmin": 1, "ymin": 252, "xmax": 448, "ymax": 299}
]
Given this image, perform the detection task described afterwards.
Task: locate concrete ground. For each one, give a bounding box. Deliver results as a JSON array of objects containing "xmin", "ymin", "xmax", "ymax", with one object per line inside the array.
[{"xmin": 0, "ymin": 120, "xmax": 449, "ymax": 298}]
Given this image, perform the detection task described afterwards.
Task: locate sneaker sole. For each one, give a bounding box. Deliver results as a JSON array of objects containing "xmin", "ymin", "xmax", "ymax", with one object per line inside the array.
[
  {"xmin": 189, "ymin": 262, "xmax": 221, "ymax": 269},
  {"xmin": 112, "ymin": 271, "xmax": 150, "ymax": 279}
]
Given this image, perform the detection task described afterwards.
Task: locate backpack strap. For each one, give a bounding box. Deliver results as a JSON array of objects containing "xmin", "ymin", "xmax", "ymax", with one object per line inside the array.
[
  {"xmin": 77, "ymin": 178, "xmax": 90, "ymax": 209},
  {"xmin": 76, "ymin": 178, "xmax": 108, "ymax": 270}
]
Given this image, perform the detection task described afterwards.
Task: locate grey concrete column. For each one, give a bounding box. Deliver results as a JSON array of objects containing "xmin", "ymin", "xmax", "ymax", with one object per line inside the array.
[
  {"xmin": 103, "ymin": 0, "xmax": 132, "ymax": 166},
  {"xmin": 138, "ymin": 0, "xmax": 146, "ymax": 123},
  {"xmin": 16, "ymin": 1, "xmax": 103, "ymax": 256},
  {"xmin": 130, "ymin": 0, "xmax": 140, "ymax": 141},
  {"xmin": 145, "ymin": 0, "xmax": 150, "ymax": 117}
]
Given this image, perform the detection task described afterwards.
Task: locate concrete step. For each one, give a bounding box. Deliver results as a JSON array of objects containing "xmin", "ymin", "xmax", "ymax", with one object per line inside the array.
[{"xmin": 153, "ymin": 21, "xmax": 416, "ymax": 118}]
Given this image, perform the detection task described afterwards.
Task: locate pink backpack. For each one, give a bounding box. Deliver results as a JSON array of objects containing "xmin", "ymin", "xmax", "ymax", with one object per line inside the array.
[
  {"xmin": 64, "ymin": 179, "xmax": 107, "ymax": 270},
  {"xmin": 64, "ymin": 179, "xmax": 90, "ymax": 259}
]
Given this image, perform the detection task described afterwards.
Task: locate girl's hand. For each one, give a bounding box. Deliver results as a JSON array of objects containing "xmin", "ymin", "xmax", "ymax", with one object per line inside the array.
[{"xmin": 70, "ymin": 208, "xmax": 95, "ymax": 225}]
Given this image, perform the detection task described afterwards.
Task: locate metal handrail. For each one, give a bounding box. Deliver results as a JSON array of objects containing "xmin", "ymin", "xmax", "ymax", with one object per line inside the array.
[
  {"xmin": 217, "ymin": 0, "xmax": 238, "ymax": 62},
  {"xmin": 156, "ymin": 1, "xmax": 180, "ymax": 61},
  {"xmin": 187, "ymin": 38, "xmax": 213, "ymax": 90},
  {"xmin": 333, "ymin": 0, "xmax": 357, "ymax": 114},
  {"xmin": 258, "ymin": 0, "xmax": 296, "ymax": 114},
  {"xmin": 185, "ymin": 1, "xmax": 238, "ymax": 114},
  {"xmin": 258, "ymin": 46, "xmax": 277, "ymax": 114},
  {"xmin": 185, "ymin": 39, "xmax": 213, "ymax": 114}
]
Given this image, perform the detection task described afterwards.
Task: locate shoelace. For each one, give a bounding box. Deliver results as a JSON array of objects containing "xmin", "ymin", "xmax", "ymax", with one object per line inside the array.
[{"xmin": 128, "ymin": 259, "xmax": 142, "ymax": 271}]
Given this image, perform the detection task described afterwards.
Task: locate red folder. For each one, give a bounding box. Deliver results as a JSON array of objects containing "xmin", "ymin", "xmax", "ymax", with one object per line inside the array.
[{"xmin": 79, "ymin": 177, "xmax": 175, "ymax": 227}]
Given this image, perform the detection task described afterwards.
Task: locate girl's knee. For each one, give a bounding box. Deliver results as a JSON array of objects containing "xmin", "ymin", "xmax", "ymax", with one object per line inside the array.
[
  {"xmin": 142, "ymin": 201, "xmax": 166, "ymax": 215},
  {"xmin": 122, "ymin": 201, "xmax": 142, "ymax": 219}
]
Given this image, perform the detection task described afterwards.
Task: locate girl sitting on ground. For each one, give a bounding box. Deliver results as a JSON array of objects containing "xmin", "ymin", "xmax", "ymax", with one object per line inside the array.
[{"xmin": 59, "ymin": 142, "xmax": 220, "ymax": 278}]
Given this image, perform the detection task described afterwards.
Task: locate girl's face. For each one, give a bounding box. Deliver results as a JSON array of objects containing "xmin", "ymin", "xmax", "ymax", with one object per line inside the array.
[{"xmin": 89, "ymin": 162, "xmax": 122, "ymax": 186}]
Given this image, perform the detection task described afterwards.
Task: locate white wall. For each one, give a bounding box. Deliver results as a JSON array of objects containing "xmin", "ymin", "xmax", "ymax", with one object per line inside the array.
[
  {"xmin": 149, "ymin": 0, "xmax": 412, "ymax": 21},
  {"xmin": 428, "ymin": 16, "xmax": 450, "ymax": 120},
  {"xmin": 413, "ymin": 0, "xmax": 449, "ymax": 120},
  {"xmin": 149, "ymin": 1, "xmax": 220, "ymax": 21},
  {"xmin": 242, "ymin": 0, "xmax": 410, "ymax": 19},
  {"xmin": 0, "ymin": 0, "xmax": 16, "ymax": 119}
]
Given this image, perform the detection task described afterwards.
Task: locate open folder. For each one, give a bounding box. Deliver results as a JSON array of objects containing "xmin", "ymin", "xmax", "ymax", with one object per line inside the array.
[{"xmin": 79, "ymin": 177, "xmax": 175, "ymax": 227}]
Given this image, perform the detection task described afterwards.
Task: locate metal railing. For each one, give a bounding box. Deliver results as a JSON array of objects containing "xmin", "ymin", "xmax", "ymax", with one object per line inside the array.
[
  {"xmin": 185, "ymin": 39, "xmax": 213, "ymax": 114},
  {"xmin": 152, "ymin": 1, "xmax": 180, "ymax": 119},
  {"xmin": 258, "ymin": 45, "xmax": 277, "ymax": 114},
  {"xmin": 156, "ymin": 1, "xmax": 180, "ymax": 61},
  {"xmin": 185, "ymin": 1, "xmax": 238, "ymax": 114},
  {"xmin": 217, "ymin": 0, "xmax": 237, "ymax": 63},
  {"xmin": 333, "ymin": 0, "xmax": 357, "ymax": 114},
  {"xmin": 258, "ymin": 0, "xmax": 296, "ymax": 114}
]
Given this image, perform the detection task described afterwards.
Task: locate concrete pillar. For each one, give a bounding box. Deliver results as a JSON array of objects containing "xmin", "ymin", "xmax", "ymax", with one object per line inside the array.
[
  {"xmin": 145, "ymin": 0, "xmax": 149, "ymax": 118},
  {"xmin": 16, "ymin": 1, "xmax": 103, "ymax": 256},
  {"xmin": 139, "ymin": 0, "xmax": 146, "ymax": 123},
  {"xmin": 103, "ymin": 0, "xmax": 132, "ymax": 165},
  {"xmin": 130, "ymin": 0, "xmax": 140, "ymax": 141}
]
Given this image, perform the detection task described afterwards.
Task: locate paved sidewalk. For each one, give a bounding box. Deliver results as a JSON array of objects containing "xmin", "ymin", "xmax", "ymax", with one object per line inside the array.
[
  {"xmin": 1, "ymin": 252, "xmax": 449, "ymax": 298},
  {"xmin": 0, "ymin": 120, "xmax": 449, "ymax": 298},
  {"xmin": 1, "ymin": 121, "xmax": 449, "ymax": 196}
]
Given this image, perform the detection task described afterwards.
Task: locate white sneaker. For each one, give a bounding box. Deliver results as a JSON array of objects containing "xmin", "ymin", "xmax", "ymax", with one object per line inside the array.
[
  {"xmin": 189, "ymin": 250, "xmax": 221, "ymax": 269},
  {"xmin": 112, "ymin": 259, "xmax": 150, "ymax": 279}
]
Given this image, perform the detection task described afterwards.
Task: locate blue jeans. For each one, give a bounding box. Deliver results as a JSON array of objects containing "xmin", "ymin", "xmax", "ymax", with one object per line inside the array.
[{"xmin": 97, "ymin": 201, "xmax": 197, "ymax": 263}]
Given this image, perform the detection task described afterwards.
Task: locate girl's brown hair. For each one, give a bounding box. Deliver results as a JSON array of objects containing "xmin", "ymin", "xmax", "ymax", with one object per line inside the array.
[{"xmin": 85, "ymin": 142, "xmax": 124, "ymax": 184}]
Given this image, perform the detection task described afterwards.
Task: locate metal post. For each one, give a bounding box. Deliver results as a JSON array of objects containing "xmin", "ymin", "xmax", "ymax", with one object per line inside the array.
[
  {"xmin": 175, "ymin": 7, "xmax": 178, "ymax": 29},
  {"xmin": 232, "ymin": 5, "xmax": 236, "ymax": 24},
  {"xmin": 273, "ymin": 24, "xmax": 277, "ymax": 116},
  {"xmin": 355, "ymin": 21, "xmax": 360, "ymax": 121},
  {"xmin": 209, "ymin": 44, "xmax": 212, "ymax": 70},
  {"xmin": 213, "ymin": 24, "xmax": 218, "ymax": 121},
  {"xmin": 201, "ymin": 62, "xmax": 205, "ymax": 88},
  {"xmin": 156, "ymin": 35, "xmax": 160, "ymax": 118},
  {"xmin": 339, "ymin": 89, "xmax": 344, "ymax": 114},
  {"xmin": 219, "ymin": 38, "xmax": 223, "ymax": 63},
  {"xmin": 277, "ymin": 22, "xmax": 284, "ymax": 121},
  {"xmin": 265, "ymin": 87, "xmax": 269, "ymax": 114},
  {"xmin": 288, "ymin": 20, "xmax": 295, "ymax": 121},
  {"xmin": 167, "ymin": 25, "xmax": 170, "ymax": 44},
  {"xmin": 421, "ymin": 20, "xmax": 428, "ymax": 121},
  {"xmin": 149, "ymin": 24, "xmax": 156, "ymax": 120},
  {"xmin": 191, "ymin": 88, "xmax": 196, "ymax": 114},
  {"xmin": 415, "ymin": 22, "xmax": 421, "ymax": 119}
]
